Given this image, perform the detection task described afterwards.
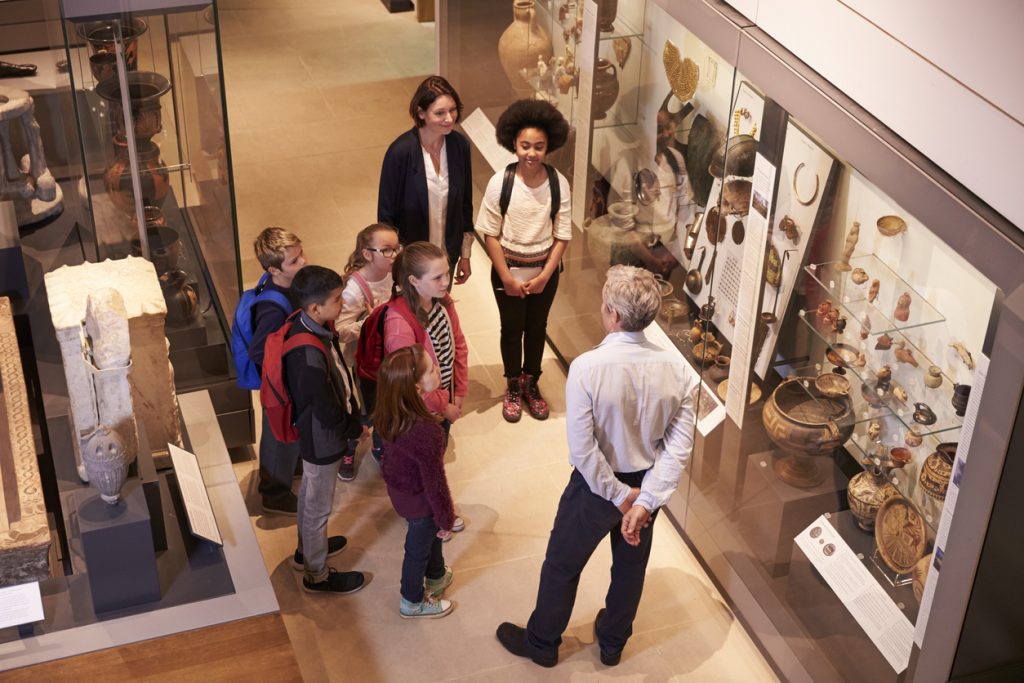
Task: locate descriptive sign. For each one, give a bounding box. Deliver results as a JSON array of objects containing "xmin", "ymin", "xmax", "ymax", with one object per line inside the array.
[
  {"xmin": 727, "ymin": 153, "xmax": 775, "ymax": 428},
  {"xmin": 796, "ymin": 515, "xmax": 913, "ymax": 673},
  {"xmin": 0, "ymin": 582, "xmax": 43, "ymax": 629},
  {"xmin": 461, "ymin": 108, "xmax": 516, "ymax": 173},
  {"xmin": 168, "ymin": 444, "xmax": 223, "ymax": 546},
  {"xmin": 571, "ymin": 0, "xmax": 599, "ymax": 231},
  {"xmin": 914, "ymin": 353, "xmax": 987, "ymax": 646}
]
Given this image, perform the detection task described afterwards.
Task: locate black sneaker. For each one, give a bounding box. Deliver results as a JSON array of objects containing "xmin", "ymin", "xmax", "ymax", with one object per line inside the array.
[
  {"xmin": 302, "ymin": 568, "xmax": 366, "ymax": 595},
  {"xmin": 495, "ymin": 622, "xmax": 557, "ymax": 668},
  {"xmin": 261, "ymin": 491, "xmax": 298, "ymax": 516},
  {"xmin": 337, "ymin": 453, "xmax": 356, "ymax": 482},
  {"xmin": 594, "ymin": 608, "xmax": 623, "ymax": 666},
  {"xmin": 292, "ymin": 535, "xmax": 348, "ymax": 571}
]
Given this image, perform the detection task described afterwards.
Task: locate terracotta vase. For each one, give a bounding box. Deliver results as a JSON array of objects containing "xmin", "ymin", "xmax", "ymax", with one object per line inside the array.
[
  {"xmin": 95, "ymin": 71, "xmax": 171, "ymax": 142},
  {"xmin": 77, "ymin": 17, "xmax": 148, "ymax": 71},
  {"xmin": 919, "ymin": 442, "xmax": 956, "ymax": 501},
  {"xmin": 80, "ymin": 424, "xmax": 132, "ymax": 505},
  {"xmin": 497, "ymin": 1, "xmax": 553, "ymax": 98},
  {"xmin": 707, "ymin": 354, "xmax": 731, "ymax": 383},
  {"xmin": 592, "ymin": 58, "xmax": 619, "ymax": 120},
  {"xmin": 762, "ymin": 376, "xmax": 855, "ymax": 488},
  {"xmin": 848, "ymin": 465, "xmax": 898, "ymax": 532},
  {"xmin": 104, "ymin": 136, "xmax": 170, "ymax": 216},
  {"xmin": 160, "ymin": 269, "xmax": 201, "ymax": 326},
  {"xmin": 598, "ymin": 0, "xmax": 618, "ymax": 32}
]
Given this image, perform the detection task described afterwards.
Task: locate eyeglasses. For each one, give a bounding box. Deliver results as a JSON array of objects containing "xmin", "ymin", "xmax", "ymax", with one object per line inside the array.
[{"xmin": 366, "ymin": 245, "xmax": 403, "ymax": 258}]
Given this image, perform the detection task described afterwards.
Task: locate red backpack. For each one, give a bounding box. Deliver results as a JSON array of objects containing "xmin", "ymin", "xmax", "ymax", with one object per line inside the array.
[
  {"xmin": 355, "ymin": 295, "xmax": 439, "ymax": 381},
  {"xmin": 260, "ymin": 310, "xmax": 328, "ymax": 442}
]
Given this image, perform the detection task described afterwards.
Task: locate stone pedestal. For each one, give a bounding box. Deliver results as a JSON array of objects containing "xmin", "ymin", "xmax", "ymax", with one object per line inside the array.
[
  {"xmin": 0, "ymin": 86, "xmax": 63, "ymax": 226},
  {"xmin": 74, "ymin": 484, "xmax": 160, "ymax": 613},
  {"xmin": 0, "ymin": 296, "xmax": 51, "ymax": 586},
  {"xmin": 45, "ymin": 257, "xmax": 182, "ymax": 481}
]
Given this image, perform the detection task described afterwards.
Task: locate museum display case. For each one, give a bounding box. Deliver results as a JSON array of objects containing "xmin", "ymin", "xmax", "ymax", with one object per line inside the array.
[
  {"xmin": 0, "ymin": 0, "xmax": 276, "ymax": 669},
  {"xmin": 441, "ymin": 1, "xmax": 1024, "ymax": 681}
]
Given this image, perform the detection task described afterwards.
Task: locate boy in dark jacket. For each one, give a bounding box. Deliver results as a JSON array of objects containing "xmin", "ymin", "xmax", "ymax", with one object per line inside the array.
[
  {"xmin": 285, "ymin": 265, "xmax": 367, "ymax": 594},
  {"xmin": 252, "ymin": 227, "xmax": 306, "ymax": 515}
]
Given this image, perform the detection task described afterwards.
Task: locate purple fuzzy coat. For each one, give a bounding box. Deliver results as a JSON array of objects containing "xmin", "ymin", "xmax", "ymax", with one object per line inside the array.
[{"xmin": 380, "ymin": 420, "xmax": 455, "ymax": 531}]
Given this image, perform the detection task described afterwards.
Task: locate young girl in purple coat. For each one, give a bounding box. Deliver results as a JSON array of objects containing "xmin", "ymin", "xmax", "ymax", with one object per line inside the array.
[{"xmin": 374, "ymin": 345, "xmax": 456, "ymax": 619}]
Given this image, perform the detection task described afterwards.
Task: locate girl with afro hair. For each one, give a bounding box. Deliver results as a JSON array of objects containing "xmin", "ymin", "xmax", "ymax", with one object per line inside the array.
[{"xmin": 475, "ymin": 99, "xmax": 572, "ymax": 423}]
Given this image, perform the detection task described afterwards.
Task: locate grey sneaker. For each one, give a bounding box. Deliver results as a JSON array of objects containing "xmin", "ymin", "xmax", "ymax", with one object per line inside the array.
[
  {"xmin": 424, "ymin": 566, "xmax": 454, "ymax": 599},
  {"xmin": 400, "ymin": 595, "xmax": 453, "ymax": 619}
]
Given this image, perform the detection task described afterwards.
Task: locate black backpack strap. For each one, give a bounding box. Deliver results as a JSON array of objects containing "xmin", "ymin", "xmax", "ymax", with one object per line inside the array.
[
  {"xmin": 545, "ymin": 163, "xmax": 560, "ymax": 224},
  {"xmin": 498, "ymin": 162, "xmax": 518, "ymax": 218},
  {"xmin": 662, "ymin": 147, "xmax": 681, "ymax": 178}
]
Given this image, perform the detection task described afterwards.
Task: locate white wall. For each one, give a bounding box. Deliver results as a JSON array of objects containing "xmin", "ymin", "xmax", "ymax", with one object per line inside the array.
[{"xmin": 726, "ymin": 0, "xmax": 1024, "ymax": 231}]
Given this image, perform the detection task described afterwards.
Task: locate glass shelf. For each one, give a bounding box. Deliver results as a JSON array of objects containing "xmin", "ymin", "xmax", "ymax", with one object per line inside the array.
[
  {"xmin": 797, "ymin": 310, "xmax": 962, "ymax": 438},
  {"xmin": 805, "ymin": 254, "xmax": 945, "ymax": 336}
]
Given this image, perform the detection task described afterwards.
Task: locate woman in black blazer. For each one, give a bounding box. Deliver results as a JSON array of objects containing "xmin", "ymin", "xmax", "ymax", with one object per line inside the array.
[{"xmin": 378, "ymin": 76, "xmax": 475, "ymax": 284}]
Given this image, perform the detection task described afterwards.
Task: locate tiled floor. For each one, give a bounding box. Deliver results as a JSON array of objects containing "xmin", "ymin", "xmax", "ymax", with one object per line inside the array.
[{"xmin": 220, "ymin": 0, "xmax": 777, "ymax": 680}]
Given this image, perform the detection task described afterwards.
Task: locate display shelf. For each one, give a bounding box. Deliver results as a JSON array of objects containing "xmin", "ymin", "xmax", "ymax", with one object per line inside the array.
[
  {"xmin": 805, "ymin": 254, "xmax": 945, "ymax": 336},
  {"xmin": 797, "ymin": 310, "xmax": 962, "ymax": 437}
]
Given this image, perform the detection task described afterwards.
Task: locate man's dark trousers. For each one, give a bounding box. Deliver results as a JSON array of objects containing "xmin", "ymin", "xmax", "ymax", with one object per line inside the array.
[{"xmin": 526, "ymin": 468, "xmax": 658, "ymax": 656}]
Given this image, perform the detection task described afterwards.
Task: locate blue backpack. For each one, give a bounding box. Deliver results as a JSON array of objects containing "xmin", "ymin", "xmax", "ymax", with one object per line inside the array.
[{"xmin": 230, "ymin": 272, "xmax": 293, "ymax": 390}]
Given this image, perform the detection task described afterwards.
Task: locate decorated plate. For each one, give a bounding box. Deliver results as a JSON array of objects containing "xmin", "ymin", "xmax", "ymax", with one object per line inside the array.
[{"xmin": 874, "ymin": 496, "xmax": 928, "ymax": 575}]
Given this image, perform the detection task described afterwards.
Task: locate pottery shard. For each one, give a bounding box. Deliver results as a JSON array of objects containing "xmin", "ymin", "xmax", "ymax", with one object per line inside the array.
[
  {"xmin": 0, "ymin": 297, "xmax": 51, "ymax": 586},
  {"xmin": 45, "ymin": 257, "xmax": 181, "ymax": 478}
]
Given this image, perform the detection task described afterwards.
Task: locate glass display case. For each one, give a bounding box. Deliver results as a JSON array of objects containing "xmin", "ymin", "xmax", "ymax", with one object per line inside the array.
[
  {"xmin": 3, "ymin": 0, "xmax": 252, "ymax": 446},
  {"xmin": 443, "ymin": 1, "xmax": 1024, "ymax": 681}
]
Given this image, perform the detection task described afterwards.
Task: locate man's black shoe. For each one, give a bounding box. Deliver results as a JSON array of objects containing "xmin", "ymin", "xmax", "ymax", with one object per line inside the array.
[
  {"xmin": 302, "ymin": 568, "xmax": 365, "ymax": 595},
  {"xmin": 495, "ymin": 622, "xmax": 557, "ymax": 668},
  {"xmin": 594, "ymin": 608, "xmax": 623, "ymax": 666}
]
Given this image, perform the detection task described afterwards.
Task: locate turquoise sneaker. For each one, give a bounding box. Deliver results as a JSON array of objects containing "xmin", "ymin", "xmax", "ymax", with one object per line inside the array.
[
  {"xmin": 424, "ymin": 566, "xmax": 454, "ymax": 598},
  {"xmin": 400, "ymin": 596, "xmax": 453, "ymax": 619}
]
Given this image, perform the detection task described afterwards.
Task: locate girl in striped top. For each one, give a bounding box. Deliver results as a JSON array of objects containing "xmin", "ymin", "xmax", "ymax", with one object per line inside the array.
[{"xmin": 384, "ymin": 242, "xmax": 469, "ymax": 535}]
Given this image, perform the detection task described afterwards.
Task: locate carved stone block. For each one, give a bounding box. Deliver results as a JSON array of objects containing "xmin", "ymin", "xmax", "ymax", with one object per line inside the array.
[
  {"xmin": 45, "ymin": 257, "xmax": 182, "ymax": 480},
  {"xmin": 0, "ymin": 296, "xmax": 51, "ymax": 586}
]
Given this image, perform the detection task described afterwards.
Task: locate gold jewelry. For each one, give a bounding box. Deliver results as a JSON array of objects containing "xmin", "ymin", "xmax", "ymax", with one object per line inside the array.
[
  {"xmin": 663, "ymin": 40, "xmax": 699, "ymax": 102},
  {"xmin": 792, "ymin": 162, "xmax": 819, "ymax": 206},
  {"xmin": 732, "ymin": 107, "xmax": 756, "ymax": 137}
]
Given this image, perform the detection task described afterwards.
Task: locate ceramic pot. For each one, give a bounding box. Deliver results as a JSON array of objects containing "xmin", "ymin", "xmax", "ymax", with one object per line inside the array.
[
  {"xmin": 592, "ymin": 58, "xmax": 619, "ymax": 120},
  {"xmin": 693, "ymin": 340, "xmax": 721, "ymax": 365},
  {"xmin": 80, "ymin": 424, "xmax": 132, "ymax": 505},
  {"xmin": 159, "ymin": 269, "xmax": 201, "ymax": 326},
  {"xmin": 762, "ymin": 376, "xmax": 855, "ymax": 488},
  {"xmin": 104, "ymin": 136, "xmax": 170, "ymax": 216},
  {"xmin": 924, "ymin": 365, "xmax": 943, "ymax": 389},
  {"xmin": 131, "ymin": 220, "xmax": 181, "ymax": 275},
  {"xmin": 77, "ymin": 17, "xmax": 148, "ymax": 71},
  {"xmin": 597, "ymin": 0, "xmax": 618, "ymax": 32},
  {"xmin": 89, "ymin": 52, "xmax": 117, "ymax": 83},
  {"xmin": 952, "ymin": 384, "xmax": 971, "ymax": 417},
  {"xmin": 607, "ymin": 200, "xmax": 638, "ymax": 230},
  {"xmin": 707, "ymin": 355, "xmax": 731, "ymax": 383},
  {"xmin": 847, "ymin": 465, "xmax": 898, "ymax": 532},
  {"xmin": 95, "ymin": 71, "xmax": 171, "ymax": 142},
  {"xmin": 497, "ymin": 1, "xmax": 553, "ymax": 98},
  {"xmin": 919, "ymin": 443, "xmax": 956, "ymax": 501},
  {"xmin": 912, "ymin": 554, "xmax": 932, "ymax": 603}
]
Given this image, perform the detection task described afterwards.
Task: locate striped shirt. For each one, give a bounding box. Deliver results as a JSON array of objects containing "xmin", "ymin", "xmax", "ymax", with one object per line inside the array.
[{"xmin": 426, "ymin": 303, "xmax": 455, "ymax": 391}]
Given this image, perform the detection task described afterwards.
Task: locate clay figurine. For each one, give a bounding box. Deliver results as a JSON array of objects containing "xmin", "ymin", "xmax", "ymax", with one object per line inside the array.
[
  {"xmin": 836, "ymin": 221, "xmax": 859, "ymax": 271},
  {"xmin": 860, "ymin": 313, "xmax": 872, "ymax": 340},
  {"xmin": 876, "ymin": 333, "xmax": 893, "ymax": 350},
  {"xmin": 894, "ymin": 340, "xmax": 919, "ymax": 367},
  {"xmin": 851, "ymin": 267, "xmax": 869, "ymax": 285},
  {"xmin": 868, "ymin": 421, "xmax": 881, "ymax": 441},
  {"xmin": 833, "ymin": 315, "xmax": 847, "ymax": 334},
  {"xmin": 816, "ymin": 300, "xmax": 833, "ymax": 322},
  {"xmin": 892, "ymin": 383, "xmax": 908, "ymax": 403},
  {"xmin": 854, "ymin": 352, "xmax": 867, "ymax": 368},
  {"xmin": 876, "ymin": 365, "xmax": 892, "ymax": 391},
  {"xmin": 868, "ymin": 279, "xmax": 880, "ymax": 303},
  {"xmin": 949, "ymin": 340, "xmax": 975, "ymax": 370},
  {"xmin": 894, "ymin": 292, "xmax": 912, "ymax": 322}
]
